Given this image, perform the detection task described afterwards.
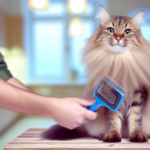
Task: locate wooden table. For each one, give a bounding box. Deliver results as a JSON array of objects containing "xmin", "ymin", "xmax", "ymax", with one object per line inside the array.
[{"xmin": 5, "ymin": 128, "xmax": 150, "ymax": 150}]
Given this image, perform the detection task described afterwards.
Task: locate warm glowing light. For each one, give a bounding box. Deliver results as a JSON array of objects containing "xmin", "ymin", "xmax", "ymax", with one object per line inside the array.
[
  {"xmin": 28, "ymin": 0, "xmax": 50, "ymax": 10},
  {"xmin": 68, "ymin": 17, "xmax": 83, "ymax": 37},
  {"xmin": 67, "ymin": 0, "xmax": 87, "ymax": 14}
]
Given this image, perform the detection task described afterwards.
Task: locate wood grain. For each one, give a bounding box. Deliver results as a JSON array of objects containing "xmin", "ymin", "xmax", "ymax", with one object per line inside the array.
[{"xmin": 4, "ymin": 128, "xmax": 150, "ymax": 150}]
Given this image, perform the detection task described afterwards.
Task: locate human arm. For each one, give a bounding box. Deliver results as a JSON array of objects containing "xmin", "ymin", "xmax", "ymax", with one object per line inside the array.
[
  {"xmin": 7, "ymin": 77, "xmax": 30, "ymax": 91},
  {"xmin": 0, "ymin": 79, "xmax": 97, "ymax": 129},
  {"xmin": 0, "ymin": 51, "xmax": 98, "ymax": 129}
]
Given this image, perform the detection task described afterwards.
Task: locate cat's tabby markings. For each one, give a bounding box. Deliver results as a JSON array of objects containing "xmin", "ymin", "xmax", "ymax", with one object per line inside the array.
[
  {"xmin": 41, "ymin": 6, "xmax": 150, "ymax": 143},
  {"xmin": 128, "ymin": 88, "xmax": 148, "ymax": 142},
  {"xmin": 83, "ymin": 6, "xmax": 150, "ymax": 143}
]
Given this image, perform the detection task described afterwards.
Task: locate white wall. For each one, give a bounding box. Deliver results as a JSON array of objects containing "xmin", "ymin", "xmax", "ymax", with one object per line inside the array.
[
  {"xmin": 0, "ymin": 108, "xmax": 20, "ymax": 134},
  {"xmin": 106, "ymin": 0, "xmax": 150, "ymax": 21},
  {"xmin": 0, "ymin": 0, "xmax": 22, "ymax": 16},
  {"xmin": 0, "ymin": 0, "xmax": 22, "ymax": 135}
]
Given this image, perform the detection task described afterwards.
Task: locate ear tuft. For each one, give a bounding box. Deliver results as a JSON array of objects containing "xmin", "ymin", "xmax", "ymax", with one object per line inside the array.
[
  {"xmin": 95, "ymin": 6, "xmax": 110, "ymax": 24},
  {"xmin": 131, "ymin": 11, "xmax": 145, "ymax": 28}
]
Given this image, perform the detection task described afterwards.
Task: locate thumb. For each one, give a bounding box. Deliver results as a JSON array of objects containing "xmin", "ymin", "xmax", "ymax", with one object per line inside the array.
[
  {"xmin": 84, "ymin": 109, "xmax": 98, "ymax": 120},
  {"xmin": 75, "ymin": 99, "xmax": 96, "ymax": 107}
]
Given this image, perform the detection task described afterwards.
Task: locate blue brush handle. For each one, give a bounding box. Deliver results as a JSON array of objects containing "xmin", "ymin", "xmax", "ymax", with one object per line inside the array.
[
  {"xmin": 87, "ymin": 99, "xmax": 102, "ymax": 112},
  {"xmin": 87, "ymin": 78, "xmax": 124, "ymax": 112}
]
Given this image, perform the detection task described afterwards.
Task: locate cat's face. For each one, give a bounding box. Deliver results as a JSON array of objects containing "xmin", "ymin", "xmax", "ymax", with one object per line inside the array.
[
  {"xmin": 98, "ymin": 17, "xmax": 137, "ymax": 53},
  {"xmin": 82, "ymin": 7, "xmax": 150, "ymax": 91},
  {"xmin": 96, "ymin": 6, "xmax": 144, "ymax": 53}
]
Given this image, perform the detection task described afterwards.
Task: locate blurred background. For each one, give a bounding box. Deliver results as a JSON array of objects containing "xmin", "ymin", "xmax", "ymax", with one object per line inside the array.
[{"xmin": 0, "ymin": 0, "xmax": 150, "ymax": 149}]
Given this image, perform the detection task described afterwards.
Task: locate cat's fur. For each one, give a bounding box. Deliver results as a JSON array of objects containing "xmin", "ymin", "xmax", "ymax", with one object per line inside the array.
[
  {"xmin": 41, "ymin": 6, "xmax": 150, "ymax": 142},
  {"xmin": 82, "ymin": 6, "xmax": 150, "ymax": 142}
]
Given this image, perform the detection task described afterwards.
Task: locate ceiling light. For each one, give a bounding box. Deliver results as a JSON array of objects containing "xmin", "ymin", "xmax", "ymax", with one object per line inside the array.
[
  {"xmin": 67, "ymin": 0, "xmax": 87, "ymax": 14},
  {"xmin": 28, "ymin": 0, "xmax": 50, "ymax": 10},
  {"xmin": 68, "ymin": 17, "xmax": 83, "ymax": 37}
]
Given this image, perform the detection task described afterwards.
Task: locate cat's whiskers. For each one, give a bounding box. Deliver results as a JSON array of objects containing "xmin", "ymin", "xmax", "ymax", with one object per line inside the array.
[
  {"xmin": 85, "ymin": 43, "xmax": 102, "ymax": 49},
  {"xmin": 85, "ymin": 44, "xmax": 99, "ymax": 49},
  {"xmin": 127, "ymin": 44, "xmax": 139, "ymax": 50}
]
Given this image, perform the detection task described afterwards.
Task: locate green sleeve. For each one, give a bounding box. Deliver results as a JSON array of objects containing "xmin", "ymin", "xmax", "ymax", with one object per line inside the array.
[{"xmin": 0, "ymin": 52, "xmax": 13, "ymax": 81}]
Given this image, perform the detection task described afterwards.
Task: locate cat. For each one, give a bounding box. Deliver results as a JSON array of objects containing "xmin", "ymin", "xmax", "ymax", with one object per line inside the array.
[{"xmin": 41, "ymin": 6, "xmax": 150, "ymax": 142}]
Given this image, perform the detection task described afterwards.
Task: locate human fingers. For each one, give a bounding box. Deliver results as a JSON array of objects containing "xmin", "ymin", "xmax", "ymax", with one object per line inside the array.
[
  {"xmin": 75, "ymin": 98, "xmax": 96, "ymax": 107},
  {"xmin": 83, "ymin": 118, "xmax": 89, "ymax": 124},
  {"xmin": 84, "ymin": 109, "xmax": 98, "ymax": 120}
]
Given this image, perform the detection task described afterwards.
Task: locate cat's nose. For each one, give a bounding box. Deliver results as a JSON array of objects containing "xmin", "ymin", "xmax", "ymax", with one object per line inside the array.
[{"xmin": 116, "ymin": 37, "xmax": 121, "ymax": 42}]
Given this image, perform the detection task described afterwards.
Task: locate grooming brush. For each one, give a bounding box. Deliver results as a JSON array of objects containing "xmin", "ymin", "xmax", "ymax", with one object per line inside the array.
[{"xmin": 87, "ymin": 78, "xmax": 124, "ymax": 112}]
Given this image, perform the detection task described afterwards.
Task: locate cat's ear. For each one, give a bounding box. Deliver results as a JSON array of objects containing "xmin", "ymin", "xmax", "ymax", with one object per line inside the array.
[
  {"xmin": 95, "ymin": 6, "xmax": 111, "ymax": 24},
  {"xmin": 131, "ymin": 11, "xmax": 145, "ymax": 29}
]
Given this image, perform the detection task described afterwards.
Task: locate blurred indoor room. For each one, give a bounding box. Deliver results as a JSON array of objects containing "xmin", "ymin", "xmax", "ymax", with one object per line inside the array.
[{"xmin": 0, "ymin": 0, "xmax": 150, "ymax": 149}]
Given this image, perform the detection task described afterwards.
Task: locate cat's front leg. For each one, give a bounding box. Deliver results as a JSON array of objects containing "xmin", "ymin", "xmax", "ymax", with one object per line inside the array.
[
  {"xmin": 128, "ymin": 88, "xmax": 148, "ymax": 142},
  {"xmin": 103, "ymin": 110, "xmax": 122, "ymax": 142}
]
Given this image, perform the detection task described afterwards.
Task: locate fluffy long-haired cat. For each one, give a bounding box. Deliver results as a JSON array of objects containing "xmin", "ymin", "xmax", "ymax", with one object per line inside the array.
[{"xmin": 41, "ymin": 6, "xmax": 150, "ymax": 142}]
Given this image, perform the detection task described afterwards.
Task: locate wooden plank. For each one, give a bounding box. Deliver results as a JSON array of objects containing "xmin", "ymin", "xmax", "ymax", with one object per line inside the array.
[
  {"xmin": 27, "ymin": 128, "xmax": 47, "ymax": 131},
  {"xmin": 4, "ymin": 143, "xmax": 150, "ymax": 150},
  {"xmin": 4, "ymin": 128, "xmax": 150, "ymax": 150},
  {"xmin": 8, "ymin": 139, "xmax": 133, "ymax": 145}
]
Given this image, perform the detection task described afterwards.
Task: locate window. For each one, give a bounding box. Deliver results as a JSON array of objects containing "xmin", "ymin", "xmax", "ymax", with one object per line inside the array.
[
  {"xmin": 141, "ymin": 23, "xmax": 150, "ymax": 42},
  {"xmin": 70, "ymin": 20, "xmax": 94, "ymax": 78},
  {"xmin": 129, "ymin": 9, "xmax": 150, "ymax": 42},
  {"xmin": 32, "ymin": 21, "xmax": 65, "ymax": 79},
  {"xmin": 32, "ymin": 1, "xmax": 66, "ymax": 17},
  {"xmin": 24, "ymin": 0, "xmax": 99, "ymax": 83}
]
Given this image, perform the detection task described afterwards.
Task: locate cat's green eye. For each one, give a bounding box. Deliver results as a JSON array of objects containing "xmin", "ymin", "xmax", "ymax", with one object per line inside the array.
[
  {"xmin": 107, "ymin": 28, "xmax": 114, "ymax": 34},
  {"xmin": 124, "ymin": 29, "xmax": 131, "ymax": 35}
]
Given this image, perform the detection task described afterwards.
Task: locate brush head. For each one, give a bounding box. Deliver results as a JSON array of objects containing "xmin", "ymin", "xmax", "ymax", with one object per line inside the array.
[
  {"xmin": 94, "ymin": 79, "xmax": 123, "ymax": 110},
  {"xmin": 87, "ymin": 78, "xmax": 124, "ymax": 112},
  {"xmin": 84, "ymin": 78, "xmax": 124, "ymax": 112}
]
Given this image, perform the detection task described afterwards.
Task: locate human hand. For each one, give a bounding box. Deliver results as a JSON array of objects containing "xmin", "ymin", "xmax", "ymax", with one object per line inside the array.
[{"xmin": 47, "ymin": 98, "xmax": 98, "ymax": 129}]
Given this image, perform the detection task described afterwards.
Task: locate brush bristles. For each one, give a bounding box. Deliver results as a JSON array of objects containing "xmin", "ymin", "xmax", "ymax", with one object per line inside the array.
[{"xmin": 97, "ymin": 83, "xmax": 117, "ymax": 105}]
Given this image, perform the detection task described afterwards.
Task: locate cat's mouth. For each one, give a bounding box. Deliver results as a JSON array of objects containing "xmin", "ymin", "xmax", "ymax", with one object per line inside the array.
[
  {"xmin": 113, "ymin": 43, "xmax": 125, "ymax": 47},
  {"xmin": 106, "ymin": 44, "xmax": 129, "ymax": 53}
]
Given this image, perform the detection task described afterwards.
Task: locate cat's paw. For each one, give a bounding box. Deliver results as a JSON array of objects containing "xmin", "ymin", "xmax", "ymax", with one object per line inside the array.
[
  {"xmin": 130, "ymin": 132, "xmax": 148, "ymax": 142},
  {"xmin": 98, "ymin": 134, "xmax": 104, "ymax": 140},
  {"xmin": 103, "ymin": 132, "xmax": 121, "ymax": 142}
]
